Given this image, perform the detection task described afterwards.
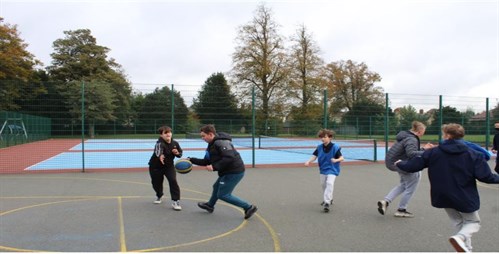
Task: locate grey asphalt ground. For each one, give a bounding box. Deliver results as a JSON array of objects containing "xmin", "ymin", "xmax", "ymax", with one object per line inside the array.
[{"xmin": 1, "ymin": 160, "xmax": 498, "ymax": 252}]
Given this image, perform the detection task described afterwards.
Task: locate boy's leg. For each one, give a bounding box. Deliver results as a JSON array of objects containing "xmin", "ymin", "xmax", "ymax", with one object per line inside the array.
[
  {"xmin": 398, "ymin": 171, "xmax": 421, "ymax": 210},
  {"xmin": 216, "ymin": 172, "xmax": 251, "ymax": 210},
  {"xmin": 149, "ymin": 168, "xmax": 164, "ymax": 198},
  {"xmin": 384, "ymin": 172, "xmax": 405, "ymax": 203},
  {"xmin": 445, "ymin": 208, "xmax": 480, "ymax": 251},
  {"xmin": 323, "ymin": 174, "xmax": 336, "ymax": 204},
  {"xmin": 207, "ymin": 177, "xmax": 221, "ymax": 206},
  {"xmin": 164, "ymin": 167, "xmax": 180, "ymax": 201}
]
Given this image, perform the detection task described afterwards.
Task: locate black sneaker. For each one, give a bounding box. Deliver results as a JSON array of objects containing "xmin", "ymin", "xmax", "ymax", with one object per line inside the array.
[
  {"xmin": 323, "ymin": 203, "xmax": 330, "ymax": 213},
  {"xmin": 198, "ymin": 202, "xmax": 214, "ymax": 213},
  {"xmin": 244, "ymin": 205, "xmax": 258, "ymax": 219},
  {"xmin": 320, "ymin": 200, "xmax": 333, "ymax": 206}
]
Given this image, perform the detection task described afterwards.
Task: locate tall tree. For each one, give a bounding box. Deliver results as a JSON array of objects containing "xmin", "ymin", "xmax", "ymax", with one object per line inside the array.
[
  {"xmin": 0, "ymin": 17, "xmax": 43, "ymax": 110},
  {"xmin": 231, "ymin": 4, "xmax": 289, "ymax": 121},
  {"xmin": 47, "ymin": 29, "xmax": 132, "ymax": 137},
  {"xmin": 287, "ymin": 24, "xmax": 325, "ymax": 120},
  {"xmin": 324, "ymin": 60, "xmax": 383, "ymax": 114},
  {"xmin": 192, "ymin": 73, "xmax": 244, "ymax": 131},
  {"xmin": 137, "ymin": 86, "xmax": 189, "ymax": 134}
]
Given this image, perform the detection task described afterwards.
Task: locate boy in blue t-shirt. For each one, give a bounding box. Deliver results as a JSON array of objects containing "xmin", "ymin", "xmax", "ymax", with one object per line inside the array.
[{"xmin": 305, "ymin": 129, "xmax": 344, "ymax": 212}]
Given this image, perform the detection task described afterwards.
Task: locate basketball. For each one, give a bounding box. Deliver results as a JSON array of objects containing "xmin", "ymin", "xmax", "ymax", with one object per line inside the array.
[{"xmin": 174, "ymin": 159, "xmax": 193, "ymax": 174}]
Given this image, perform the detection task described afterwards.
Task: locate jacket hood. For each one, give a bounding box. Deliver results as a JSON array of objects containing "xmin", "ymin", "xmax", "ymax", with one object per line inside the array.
[
  {"xmin": 439, "ymin": 139, "xmax": 468, "ymax": 155},
  {"xmin": 396, "ymin": 130, "xmax": 416, "ymax": 142},
  {"xmin": 214, "ymin": 132, "xmax": 232, "ymax": 141}
]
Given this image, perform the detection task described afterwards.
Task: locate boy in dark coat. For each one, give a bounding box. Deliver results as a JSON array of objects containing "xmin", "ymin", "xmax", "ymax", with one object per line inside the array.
[
  {"xmin": 396, "ymin": 123, "xmax": 499, "ymax": 252},
  {"xmin": 187, "ymin": 124, "xmax": 258, "ymax": 220},
  {"xmin": 492, "ymin": 121, "xmax": 499, "ymax": 174}
]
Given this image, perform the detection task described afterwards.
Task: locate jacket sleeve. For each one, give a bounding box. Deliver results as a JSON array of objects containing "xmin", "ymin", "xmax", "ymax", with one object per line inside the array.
[
  {"xmin": 473, "ymin": 153, "xmax": 499, "ymax": 183},
  {"xmin": 189, "ymin": 150, "xmax": 210, "ymax": 166},
  {"xmin": 403, "ymin": 137, "xmax": 424, "ymax": 159},
  {"xmin": 397, "ymin": 150, "xmax": 430, "ymax": 173},
  {"xmin": 174, "ymin": 141, "xmax": 183, "ymax": 158}
]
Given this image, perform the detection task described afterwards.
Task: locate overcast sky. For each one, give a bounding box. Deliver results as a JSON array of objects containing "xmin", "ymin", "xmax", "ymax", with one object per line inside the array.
[{"xmin": 1, "ymin": 0, "xmax": 498, "ymax": 102}]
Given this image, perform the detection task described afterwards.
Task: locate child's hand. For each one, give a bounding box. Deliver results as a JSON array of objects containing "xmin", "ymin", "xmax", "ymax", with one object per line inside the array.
[{"xmin": 172, "ymin": 146, "xmax": 179, "ymax": 155}]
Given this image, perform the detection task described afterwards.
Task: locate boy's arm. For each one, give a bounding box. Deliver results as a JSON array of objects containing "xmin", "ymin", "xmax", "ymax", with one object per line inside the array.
[
  {"xmin": 473, "ymin": 155, "xmax": 499, "ymax": 183},
  {"xmin": 173, "ymin": 141, "xmax": 182, "ymax": 158},
  {"xmin": 188, "ymin": 151, "xmax": 210, "ymax": 166},
  {"xmin": 404, "ymin": 137, "xmax": 424, "ymax": 158},
  {"xmin": 396, "ymin": 150, "xmax": 430, "ymax": 172},
  {"xmin": 333, "ymin": 155, "xmax": 344, "ymax": 163},
  {"xmin": 332, "ymin": 148, "xmax": 344, "ymax": 163},
  {"xmin": 305, "ymin": 155, "xmax": 317, "ymax": 166}
]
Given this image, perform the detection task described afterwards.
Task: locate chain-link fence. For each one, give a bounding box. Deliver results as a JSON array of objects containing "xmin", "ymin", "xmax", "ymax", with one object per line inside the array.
[{"xmin": 1, "ymin": 81, "xmax": 497, "ymax": 173}]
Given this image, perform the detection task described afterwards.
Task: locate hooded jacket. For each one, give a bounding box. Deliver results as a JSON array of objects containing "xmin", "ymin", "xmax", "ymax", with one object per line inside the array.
[
  {"xmin": 385, "ymin": 130, "xmax": 424, "ymax": 171},
  {"xmin": 148, "ymin": 137, "xmax": 182, "ymax": 170},
  {"xmin": 189, "ymin": 132, "xmax": 245, "ymax": 176},
  {"xmin": 397, "ymin": 139, "xmax": 499, "ymax": 213}
]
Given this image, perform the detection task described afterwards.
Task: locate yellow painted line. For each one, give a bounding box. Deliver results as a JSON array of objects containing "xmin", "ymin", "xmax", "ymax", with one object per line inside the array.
[
  {"xmin": 0, "ymin": 197, "xmax": 110, "ymax": 216},
  {"xmin": 255, "ymin": 213, "xmax": 281, "ymax": 252},
  {"xmin": 0, "ymin": 197, "xmax": 110, "ymax": 252},
  {"xmin": 134, "ymin": 220, "xmax": 248, "ymax": 252},
  {"xmin": 477, "ymin": 181, "xmax": 499, "ymax": 190},
  {"xmin": 0, "ymin": 245, "xmax": 42, "ymax": 252},
  {"xmin": 117, "ymin": 197, "xmax": 127, "ymax": 252},
  {"xmin": 1, "ymin": 177, "xmax": 281, "ymax": 252}
]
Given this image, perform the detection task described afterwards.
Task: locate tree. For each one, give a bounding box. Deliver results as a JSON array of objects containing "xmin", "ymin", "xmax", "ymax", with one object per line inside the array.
[
  {"xmin": 342, "ymin": 99, "xmax": 386, "ymax": 136},
  {"xmin": 192, "ymin": 73, "xmax": 244, "ymax": 132},
  {"xmin": 136, "ymin": 86, "xmax": 189, "ymax": 134},
  {"xmin": 397, "ymin": 105, "xmax": 430, "ymax": 129},
  {"xmin": 47, "ymin": 29, "xmax": 132, "ymax": 137},
  {"xmin": 231, "ymin": 4, "xmax": 289, "ymax": 121},
  {"xmin": 0, "ymin": 17, "xmax": 43, "ymax": 110},
  {"xmin": 287, "ymin": 24, "xmax": 325, "ymax": 121},
  {"xmin": 324, "ymin": 60, "xmax": 383, "ymax": 114}
]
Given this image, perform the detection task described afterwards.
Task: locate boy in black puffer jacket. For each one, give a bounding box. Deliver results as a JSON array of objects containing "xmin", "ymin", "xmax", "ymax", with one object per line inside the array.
[{"xmin": 187, "ymin": 124, "xmax": 258, "ymax": 220}]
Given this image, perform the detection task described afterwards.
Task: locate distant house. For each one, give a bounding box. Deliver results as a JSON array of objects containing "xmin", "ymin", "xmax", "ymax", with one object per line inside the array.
[{"xmin": 470, "ymin": 111, "xmax": 493, "ymax": 122}]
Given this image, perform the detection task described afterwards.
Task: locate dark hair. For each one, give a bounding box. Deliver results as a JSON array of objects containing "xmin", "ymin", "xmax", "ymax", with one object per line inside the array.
[
  {"xmin": 317, "ymin": 129, "xmax": 335, "ymax": 138},
  {"xmin": 157, "ymin": 126, "xmax": 172, "ymax": 134},
  {"xmin": 200, "ymin": 124, "xmax": 216, "ymax": 134}
]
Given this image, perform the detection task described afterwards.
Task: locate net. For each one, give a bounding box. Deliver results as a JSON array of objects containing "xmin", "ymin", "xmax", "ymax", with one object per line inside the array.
[{"xmin": 258, "ymin": 135, "xmax": 378, "ymax": 161}]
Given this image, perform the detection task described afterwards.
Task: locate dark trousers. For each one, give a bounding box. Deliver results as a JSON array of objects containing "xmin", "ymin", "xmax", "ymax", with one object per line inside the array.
[{"xmin": 149, "ymin": 167, "xmax": 180, "ymax": 201}]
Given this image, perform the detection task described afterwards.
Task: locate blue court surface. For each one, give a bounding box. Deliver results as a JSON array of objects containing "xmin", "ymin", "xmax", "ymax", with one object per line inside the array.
[{"xmin": 26, "ymin": 139, "xmax": 386, "ymax": 171}]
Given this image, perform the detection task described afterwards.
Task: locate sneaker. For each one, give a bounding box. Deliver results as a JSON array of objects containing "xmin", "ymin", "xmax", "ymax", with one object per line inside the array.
[
  {"xmin": 153, "ymin": 197, "xmax": 162, "ymax": 204},
  {"xmin": 323, "ymin": 203, "xmax": 330, "ymax": 213},
  {"xmin": 449, "ymin": 235, "xmax": 470, "ymax": 252},
  {"xmin": 320, "ymin": 200, "xmax": 333, "ymax": 206},
  {"xmin": 198, "ymin": 202, "xmax": 214, "ymax": 213},
  {"xmin": 172, "ymin": 201, "xmax": 182, "ymax": 211},
  {"xmin": 377, "ymin": 200, "xmax": 388, "ymax": 215},
  {"xmin": 394, "ymin": 209, "xmax": 414, "ymax": 218},
  {"xmin": 244, "ymin": 205, "xmax": 258, "ymax": 219}
]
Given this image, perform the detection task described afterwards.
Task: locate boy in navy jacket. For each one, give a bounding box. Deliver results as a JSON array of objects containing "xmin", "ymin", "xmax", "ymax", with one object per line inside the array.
[{"xmin": 396, "ymin": 123, "xmax": 499, "ymax": 252}]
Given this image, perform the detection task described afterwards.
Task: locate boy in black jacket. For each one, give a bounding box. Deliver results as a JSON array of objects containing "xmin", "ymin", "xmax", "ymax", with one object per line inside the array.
[
  {"xmin": 187, "ymin": 124, "xmax": 257, "ymax": 220},
  {"xmin": 396, "ymin": 123, "xmax": 499, "ymax": 252},
  {"xmin": 492, "ymin": 121, "xmax": 499, "ymax": 174},
  {"xmin": 148, "ymin": 126, "xmax": 183, "ymax": 210}
]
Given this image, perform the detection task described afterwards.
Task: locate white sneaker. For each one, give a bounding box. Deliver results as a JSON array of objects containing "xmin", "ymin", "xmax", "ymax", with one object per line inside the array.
[
  {"xmin": 153, "ymin": 197, "xmax": 162, "ymax": 204},
  {"xmin": 449, "ymin": 235, "xmax": 470, "ymax": 252},
  {"xmin": 172, "ymin": 201, "xmax": 182, "ymax": 211},
  {"xmin": 377, "ymin": 200, "xmax": 388, "ymax": 215}
]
